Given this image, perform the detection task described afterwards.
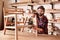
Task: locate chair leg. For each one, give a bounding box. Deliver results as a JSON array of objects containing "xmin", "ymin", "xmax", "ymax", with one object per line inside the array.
[
  {"xmin": 32, "ymin": 29, "xmax": 38, "ymax": 36},
  {"xmin": 4, "ymin": 28, "xmax": 6, "ymax": 35},
  {"xmin": 4, "ymin": 18, "xmax": 7, "ymax": 35},
  {"xmin": 21, "ymin": 28, "xmax": 24, "ymax": 32},
  {"xmin": 35, "ymin": 30, "xmax": 38, "ymax": 36}
]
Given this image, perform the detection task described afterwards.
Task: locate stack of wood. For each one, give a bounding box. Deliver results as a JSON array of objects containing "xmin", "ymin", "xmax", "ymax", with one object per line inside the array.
[{"xmin": 3, "ymin": 8, "xmax": 25, "ymax": 15}]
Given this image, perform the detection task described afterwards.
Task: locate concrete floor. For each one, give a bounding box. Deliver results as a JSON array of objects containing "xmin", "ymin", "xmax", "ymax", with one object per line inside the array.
[{"xmin": 0, "ymin": 30, "xmax": 60, "ymax": 40}]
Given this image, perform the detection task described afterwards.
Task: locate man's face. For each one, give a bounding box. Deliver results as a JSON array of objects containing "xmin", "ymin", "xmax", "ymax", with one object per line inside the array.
[{"xmin": 37, "ymin": 9, "xmax": 44, "ymax": 16}]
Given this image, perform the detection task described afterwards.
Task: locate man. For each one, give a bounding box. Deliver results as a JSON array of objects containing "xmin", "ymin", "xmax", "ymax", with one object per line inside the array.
[{"xmin": 34, "ymin": 6, "xmax": 48, "ymax": 34}]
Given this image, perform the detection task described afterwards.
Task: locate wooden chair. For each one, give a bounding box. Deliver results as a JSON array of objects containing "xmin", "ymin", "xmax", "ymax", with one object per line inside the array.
[
  {"xmin": 3, "ymin": 8, "xmax": 21, "ymax": 40},
  {"xmin": 3, "ymin": 8, "xmax": 38, "ymax": 40},
  {"xmin": 3, "ymin": 8, "xmax": 16, "ymax": 34}
]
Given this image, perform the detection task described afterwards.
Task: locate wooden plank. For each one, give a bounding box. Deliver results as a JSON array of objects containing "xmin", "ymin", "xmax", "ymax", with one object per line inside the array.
[
  {"xmin": 11, "ymin": 1, "xmax": 31, "ymax": 5},
  {"xmin": 4, "ymin": 8, "xmax": 24, "ymax": 16},
  {"xmin": 17, "ymin": 22, "xmax": 24, "ymax": 24},
  {"xmin": 11, "ymin": 3, "xmax": 37, "ymax": 6},
  {"xmin": 48, "ymin": 19, "xmax": 60, "ymax": 24},
  {"xmin": 36, "ymin": 2, "xmax": 51, "ymax": 5},
  {"xmin": 10, "ymin": 0, "xmax": 50, "ymax": 6},
  {"xmin": 10, "ymin": 0, "xmax": 51, "ymax": 6},
  {"xmin": 4, "ymin": 8, "xmax": 25, "ymax": 13},
  {"xmin": 52, "ymin": 1, "xmax": 60, "ymax": 4},
  {"xmin": 45, "ymin": 9, "xmax": 60, "ymax": 13},
  {"xmin": 17, "ymin": 0, "xmax": 31, "ymax": 3},
  {"xmin": 15, "ymin": 14, "xmax": 18, "ymax": 40},
  {"xmin": 10, "ymin": 1, "xmax": 60, "ymax": 6},
  {"xmin": 5, "ymin": 27, "xmax": 15, "ymax": 29},
  {"xmin": 49, "ymin": 22, "xmax": 60, "ymax": 24}
]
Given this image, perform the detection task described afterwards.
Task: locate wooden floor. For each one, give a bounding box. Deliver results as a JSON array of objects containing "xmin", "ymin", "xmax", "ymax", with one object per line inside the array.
[{"xmin": 0, "ymin": 30, "xmax": 60, "ymax": 40}]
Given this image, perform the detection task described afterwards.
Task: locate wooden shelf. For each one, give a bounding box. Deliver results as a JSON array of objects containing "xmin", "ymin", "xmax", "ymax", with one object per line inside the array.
[
  {"xmin": 11, "ymin": 2, "xmax": 51, "ymax": 6},
  {"xmin": 11, "ymin": 2, "xmax": 38, "ymax": 6},
  {"xmin": 6, "ymin": 11, "xmax": 24, "ymax": 14},
  {"xmin": 17, "ymin": 25, "xmax": 33, "ymax": 28},
  {"xmin": 10, "ymin": 1, "xmax": 60, "ymax": 6},
  {"xmin": 4, "ymin": 8, "xmax": 24, "ymax": 15},
  {"xmin": 5, "ymin": 26, "xmax": 15, "ymax": 29},
  {"xmin": 11, "ymin": 1, "xmax": 31, "ymax": 4},
  {"xmin": 52, "ymin": 1, "xmax": 60, "ymax": 4},
  {"xmin": 36, "ymin": 2, "xmax": 51, "ymax": 5},
  {"xmin": 17, "ymin": 22, "xmax": 24, "ymax": 24},
  {"xmin": 49, "ymin": 21, "xmax": 60, "ymax": 24},
  {"xmin": 11, "ymin": 0, "xmax": 32, "ymax": 5},
  {"xmin": 6, "ymin": 22, "xmax": 14, "ymax": 24},
  {"xmin": 4, "ymin": 8, "xmax": 24, "ymax": 12},
  {"xmin": 45, "ymin": 9, "xmax": 60, "ymax": 13},
  {"xmin": 10, "ymin": 0, "xmax": 52, "ymax": 6},
  {"xmin": 36, "ymin": 1, "xmax": 60, "ymax": 4},
  {"xmin": 49, "ymin": 19, "xmax": 60, "ymax": 24},
  {"xmin": 11, "ymin": 1, "xmax": 60, "ymax": 6}
]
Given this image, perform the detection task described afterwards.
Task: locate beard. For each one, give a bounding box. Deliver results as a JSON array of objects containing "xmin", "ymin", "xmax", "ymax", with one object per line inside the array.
[{"xmin": 38, "ymin": 13, "xmax": 44, "ymax": 16}]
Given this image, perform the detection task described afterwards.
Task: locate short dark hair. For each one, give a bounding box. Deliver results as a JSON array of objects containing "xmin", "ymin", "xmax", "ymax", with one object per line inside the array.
[{"xmin": 37, "ymin": 6, "xmax": 45, "ymax": 12}]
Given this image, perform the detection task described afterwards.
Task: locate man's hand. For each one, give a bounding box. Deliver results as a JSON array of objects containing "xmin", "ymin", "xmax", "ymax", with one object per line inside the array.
[{"xmin": 33, "ymin": 26, "xmax": 43, "ymax": 32}]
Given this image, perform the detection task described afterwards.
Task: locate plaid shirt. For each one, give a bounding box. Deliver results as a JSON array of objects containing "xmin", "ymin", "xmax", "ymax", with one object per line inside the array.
[{"xmin": 36, "ymin": 14, "xmax": 48, "ymax": 34}]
